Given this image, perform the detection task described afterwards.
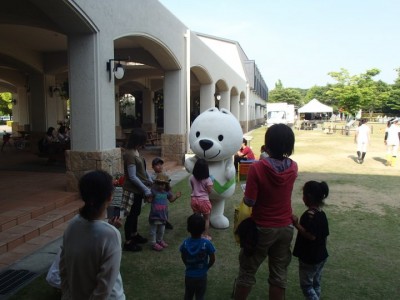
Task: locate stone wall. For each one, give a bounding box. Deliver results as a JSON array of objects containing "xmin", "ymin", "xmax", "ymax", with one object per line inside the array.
[
  {"xmin": 65, "ymin": 148, "xmax": 123, "ymax": 192},
  {"xmin": 161, "ymin": 133, "xmax": 186, "ymax": 166}
]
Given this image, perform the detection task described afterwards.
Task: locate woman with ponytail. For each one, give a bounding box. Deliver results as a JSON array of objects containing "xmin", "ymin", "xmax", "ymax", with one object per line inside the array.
[{"xmin": 60, "ymin": 170, "xmax": 125, "ymax": 300}]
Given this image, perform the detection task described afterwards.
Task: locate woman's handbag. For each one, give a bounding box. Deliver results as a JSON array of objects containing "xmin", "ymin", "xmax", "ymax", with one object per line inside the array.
[{"xmin": 233, "ymin": 199, "xmax": 252, "ymax": 244}]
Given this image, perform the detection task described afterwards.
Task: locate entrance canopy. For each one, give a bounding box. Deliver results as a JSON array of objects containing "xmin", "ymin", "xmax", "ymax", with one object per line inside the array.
[{"xmin": 298, "ymin": 99, "xmax": 333, "ymax": 113}]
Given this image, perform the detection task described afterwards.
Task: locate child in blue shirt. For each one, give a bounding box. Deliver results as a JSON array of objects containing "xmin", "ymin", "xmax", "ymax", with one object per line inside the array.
[{"xmin": 180, "ymin": 213, "xmax": 216, "ymax": 300}]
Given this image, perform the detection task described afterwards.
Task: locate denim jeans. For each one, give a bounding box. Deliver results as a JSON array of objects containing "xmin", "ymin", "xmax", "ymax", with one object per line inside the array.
[{"xmin": 299, "ymin": 259, "xmax": 327, "ymax": 300}]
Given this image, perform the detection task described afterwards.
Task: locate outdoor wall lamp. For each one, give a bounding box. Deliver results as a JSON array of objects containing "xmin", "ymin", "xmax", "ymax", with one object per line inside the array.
[
  {"xmin": 214, "ymin": 93, "xmax": 221, "ymax": 101},
  {"xmin": 107, "ymin": 58, "xmax": 130, "ymax": 81},
  {"xmin": 240, "ymin": 99, "xmax": 244, "ymax": 105}
]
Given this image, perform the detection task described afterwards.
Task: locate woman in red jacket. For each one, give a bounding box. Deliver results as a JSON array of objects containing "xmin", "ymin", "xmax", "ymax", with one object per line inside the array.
[{"xmin": 233, "ymin": 124, "xmax": 298, "ymax": 300}]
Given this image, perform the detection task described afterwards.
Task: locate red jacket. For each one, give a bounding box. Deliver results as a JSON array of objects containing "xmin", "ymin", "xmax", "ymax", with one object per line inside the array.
[{"xmin": 244, "ymin": 157, "xmax": 298, "ymax": 227}]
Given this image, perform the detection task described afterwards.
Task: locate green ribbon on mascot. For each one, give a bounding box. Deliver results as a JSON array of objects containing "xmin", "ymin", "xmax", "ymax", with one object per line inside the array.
[{"xmin": 211, "ymin": 176, "xmax": 236, "ymax": 194}]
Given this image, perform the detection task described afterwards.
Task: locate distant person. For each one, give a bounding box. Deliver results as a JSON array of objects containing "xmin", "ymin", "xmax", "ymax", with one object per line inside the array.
[
  {"xmin": 148, "ymin": 173, "xmax": 181, "ymax": 251},
  {"xmin": 354, "ymin": 118, "xmax": 370, "ymax": 164},
  {"xmin": 39, "ymin": 127, "xmax": 65, "ymax": 163},
  {"xmin": 60, "ymin": 170, "xmax": 125, "ymax": 299},
  {"xmin": 384, "ymin": 118, "xmax": 400, "ymax": 166},
  {"xmin": 151, "ymin": 157, "xmax": 174, "ymax": 230},
  {"xmin": 234, "ymin": 138, "xmax": 255, "ymax": 171},
  {"xmin": 57, "ymin": 125, "xmax": 70, "ymax": 144},
  {"xmin": 180, "ymin": 213, "xmax": 216, "ymax": 300},
  {"xmin": 233, "ymin": 124, "xmax": 298, "ymax": 300},
  {"xmin": 39, "ymin": 127, "xmax": 58, "ymax": 154},
  {"xmin": 189, "ymin": 158, "xmax": 214, "ymax": 240},
  {"xmin": 1, "ymin": 131, "xmax": 11, "ymax": 152},
  {"xmin": 292, "ymin": 181, "xmax": 330, "ymax": 300},
  {"xmin": 45, "ymin": 126, "xmax": 59, "ymax": 143}
]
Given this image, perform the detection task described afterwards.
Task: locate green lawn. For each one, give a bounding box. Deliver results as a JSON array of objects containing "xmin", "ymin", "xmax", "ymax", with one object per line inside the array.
[{"xmin": 10, "ymin": 124, "xmax": 400, "ymax": 299}]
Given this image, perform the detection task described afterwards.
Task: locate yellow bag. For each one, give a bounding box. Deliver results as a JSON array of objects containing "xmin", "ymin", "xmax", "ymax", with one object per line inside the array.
[{"xmin": 233, "ymin": 199, "xmax": 252, "ymax": 244}]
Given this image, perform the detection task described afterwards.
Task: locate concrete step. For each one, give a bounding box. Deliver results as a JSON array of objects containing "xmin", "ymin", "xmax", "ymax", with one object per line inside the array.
[
  {"xmin": 0, "ymin": 222, "xmax": 69, "ymax": 270},
  {"xmin": 0, "ymin": 193, "xmax": 81, "ymax": 271},
  {"xmin": 0, "ymin": 192, "xmax": 79, "ymax": 233}
]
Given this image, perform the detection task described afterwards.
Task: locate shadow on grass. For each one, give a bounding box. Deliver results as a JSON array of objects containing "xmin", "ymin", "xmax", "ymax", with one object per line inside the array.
[
  {"xmin": 8, "ymin": 169, "xmax": 400, "ymax": 299},
  {"xmin": 373, "ymin": 156, "xmax": 388, "ymax": 166}
]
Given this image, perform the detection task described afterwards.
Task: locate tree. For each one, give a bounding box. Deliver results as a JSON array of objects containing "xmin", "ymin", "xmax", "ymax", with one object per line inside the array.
[
  {"xmin": 386, "ymin": 68, "xmax": 400, "ymax": 113},
  {"xmin": 371, "ymin": 80, "xmax": 391, "ymax": 114},
  {"xmin": 357, "ymin": 69, "xmax": 385, "ymax": 113},
  {"xmin": 304, "ymin": 85, "xmax": 334, "ymax": 107},
  {"xmin": 268, "ymin": 80, "xmax": 303, "ymax": 106},
  {"xmin": 326, "ymin": 68, "xmax": 382, "ymax": 115},
  {"xmin": 0, "ymin": 92, "xmax": 13, "ymax": 116}
]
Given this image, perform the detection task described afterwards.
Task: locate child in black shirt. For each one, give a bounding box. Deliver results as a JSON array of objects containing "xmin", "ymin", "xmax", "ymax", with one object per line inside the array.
[{"xmin": 292, "ymin": 181, "xmax": 329, "ymax": 300}]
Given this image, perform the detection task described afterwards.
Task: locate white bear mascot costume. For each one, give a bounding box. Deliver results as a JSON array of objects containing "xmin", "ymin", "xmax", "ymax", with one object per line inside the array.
[{"xmin": 185, "ymin": 107, "xmax": 243, "ymax": 229}]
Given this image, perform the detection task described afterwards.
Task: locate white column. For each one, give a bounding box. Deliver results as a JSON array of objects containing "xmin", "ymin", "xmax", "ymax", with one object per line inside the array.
[
  {"xmin": 45, "ymin": 74, "xmax": 62, "ymax": 127},
  {"xmin": 200, "ymin": 84, "xmax": 213, "ymax": 112},
  {"xmin": 29, "ymin": 73, "xmax": 46, "ymax": 131},
  {"xmin": 185, "ymin": 29, "xmax": 191, "ymax": 152},
  {"xmin": 115, "ymin": 86, "xmax": 120, "ymax": 126},
  {"xmin": 231, "ymin": 94, "xmax": 239, "ymax": 119},
  {"xmin": 245, "ymin": 83, "xmax": 250, "ymax": 132},
  {"xmin": 142, "ymin": 89, "xmax": 155, "ymax": 124},
  {"xmin": 163, "ymin": 70, "xmax": 186, "ymax": 134},
  {"xmin": 239, "ymin": 102, "xmax": 245, "ymax": 121},
  {"xmin": 255, "ymin": 105, "xmax": 259, "ymax": 120},
  {"xmin": 219, "ymin": 90, "xmax": 230, "ymax": 111},
  {"xmin": 14, "ymin": 87, "xmax": 29, "ymax": 125},
  {"xmin": 68, "ymin": 33, "xmax": 115, "ymax": 151}
]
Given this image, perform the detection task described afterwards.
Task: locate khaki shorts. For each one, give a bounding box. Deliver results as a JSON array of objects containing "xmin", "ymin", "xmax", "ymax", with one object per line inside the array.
[{"xmin": 236, "ymin": 225, "xmax": 294, "ymax": 289}]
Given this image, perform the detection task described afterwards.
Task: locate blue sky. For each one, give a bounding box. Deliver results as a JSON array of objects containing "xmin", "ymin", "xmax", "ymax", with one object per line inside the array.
[{"xmin": 159, "ymin": 0, "xmax": 400, "ymax": 89}]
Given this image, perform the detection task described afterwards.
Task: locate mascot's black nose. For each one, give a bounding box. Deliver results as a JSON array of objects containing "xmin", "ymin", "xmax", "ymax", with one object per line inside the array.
[{"xmin": 199, "ymin": 139, "xmax": 213, "ymax": 151}]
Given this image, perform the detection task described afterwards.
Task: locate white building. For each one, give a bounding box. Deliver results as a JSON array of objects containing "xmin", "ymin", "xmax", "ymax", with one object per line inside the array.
[{"xmin": 0, "ymin": 0, "xmax": 268, "ymax": 190}]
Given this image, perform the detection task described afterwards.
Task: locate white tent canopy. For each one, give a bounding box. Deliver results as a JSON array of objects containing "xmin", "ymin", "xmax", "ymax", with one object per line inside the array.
[{"xmin": 298, "ymin": 98, "xmax": 333, "ymax": 113}]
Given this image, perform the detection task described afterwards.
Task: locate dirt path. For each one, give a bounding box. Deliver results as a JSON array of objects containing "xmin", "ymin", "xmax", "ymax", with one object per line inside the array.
[{"xmin": 290, "ymin": 127, "xmax": 400, "ymax": 215}]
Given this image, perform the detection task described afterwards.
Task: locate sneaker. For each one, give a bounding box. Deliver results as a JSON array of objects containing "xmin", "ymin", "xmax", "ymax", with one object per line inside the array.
[
  {"xmin": 158, "ymin": 240, "xmax": 168, "ymax": 248},
  {"xmin": 133, "ymin": 234, "xmax": 148, "ymax": 244},
  {"xmin": 165, "ymin": 221, "xmax": 173, "ymax": 230},
  {"xmin": 152, "ymin": 243, "xmax": 163, "ymax": 251},
  {"xmin": 123, "ymin": 242, "xmax": 142, "ymax": 252}
]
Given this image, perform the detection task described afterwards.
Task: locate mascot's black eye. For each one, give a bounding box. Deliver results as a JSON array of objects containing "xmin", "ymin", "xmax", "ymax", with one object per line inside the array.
[
  {"xmin": 196, "ymin": 131, "xmax": 200, "ymax": 138},
  {"xmin": 218, "ymin": 135, "xmax": 223, "ymax": 141}
]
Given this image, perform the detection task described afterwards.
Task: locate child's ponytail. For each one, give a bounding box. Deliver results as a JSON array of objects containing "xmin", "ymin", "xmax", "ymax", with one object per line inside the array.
[{"xmin": 303, "ymin": 180, "xmax": 329, "ymax": 205}]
